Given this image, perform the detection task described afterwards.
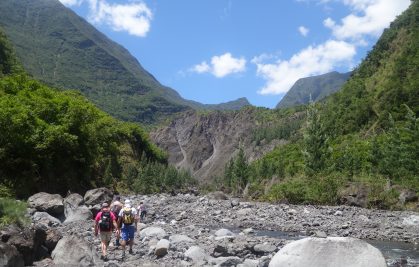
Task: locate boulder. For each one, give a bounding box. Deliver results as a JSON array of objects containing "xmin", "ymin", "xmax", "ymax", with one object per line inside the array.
[
  {"xmin": 83, "ymin": 187, "xmax": 113, "ymax": 206},
  {"xmin": 28, "ymin": 192, "xmax": 64, "ymax": 217},
  {"xmin": 339, "ymin": 184, "xmax": 369, "ymax": 207},
  {"xmin": 238, "ymin": 259, "xmax": 259, "ymax": 267},
  {"xmin": 7, "ymin": 230, "xmax": 36, "ymax": 265},
  {"xmin": 64, "ymin": 206, "xmax": 92, "ymax": 223},
  {"xmin": 210, "ymin": 256, "xmax": 243, "ymax": 266},
  {"xmin": 45, "ymin": 229, "xmax": 62, "ymax": 252},
  {"xmin": 268, "ymin": 237, "xmax": 386, "ymax": 267},
  {"xmin": 32, "ymin": 212, "xmax": 61, "ymax": 226},
  {"xmin": 0, "ymin": 241, "xmax": 24, "ymax": 267},
  {"xmin": 63, "ymin": 193, "xmax": 84, "ymax": 218},
  {"xmin": 399, "ymin": 189, "xmax": 417, "ymax": 204},
  {"xmin": 215, "ymin": 229, "xmax": 235, "ymax": 237},
  {"xmin": 184, "ymin": 246, "xmax": 210, "ymax": 263},
  {"xmin": 253, "ymin": 243, "xmax": 277, "ymax": 254},
  {"xmin": 154, "ymin": 239, "xmax": 170, "ymax": 257},
  {"xmin": 51, "ymin": 236, "xmax": 99, "ymax": 266},
  {"xmin": 140, "ymin": 227, "xmax": 167, "ymax": 240}
]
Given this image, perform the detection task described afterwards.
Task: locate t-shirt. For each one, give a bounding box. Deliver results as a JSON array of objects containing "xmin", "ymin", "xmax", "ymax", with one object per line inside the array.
[
  {"xmin": 95, "ymin": 211, "xmax": 117, "ymax": 232},
  {"xmin": 138, "ymin": 204, "xmax": 147, "ymax": 212},
  {"xmin": 118, "ymin": 207, "xmax": 137, "ymax": 227}
]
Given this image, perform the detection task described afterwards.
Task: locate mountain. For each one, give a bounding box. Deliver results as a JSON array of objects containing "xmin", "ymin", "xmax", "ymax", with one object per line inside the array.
[
  {"xmin": 276, "ymin": 71, "xmax": 351, "ymax": 109},
  {"xmin": 0, "ymin": 0, "xmax": 249, "ymax": 125},
  {"xmin": 150, "ymin": 107, "xmax": 304, "ymax": 181}
]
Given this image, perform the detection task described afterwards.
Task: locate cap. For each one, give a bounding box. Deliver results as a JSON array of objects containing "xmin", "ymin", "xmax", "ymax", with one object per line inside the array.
[
  {"xmin": 102, "ymin": 203, "xmax": 109, "ymax": 208},
  {"xmin": 124, "ymin": 199, "xmax": 131, "ymax": 204}
]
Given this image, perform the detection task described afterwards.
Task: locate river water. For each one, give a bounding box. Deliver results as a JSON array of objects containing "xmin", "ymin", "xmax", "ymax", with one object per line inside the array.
[{"xmin": 252, "ymin": 229, "xmax": 419, "ymax": 267}]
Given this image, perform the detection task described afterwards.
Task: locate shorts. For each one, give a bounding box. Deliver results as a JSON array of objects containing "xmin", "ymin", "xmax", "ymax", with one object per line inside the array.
[
  {"xmin": 121, "ymin": 225, "xmax": 135, "ymax": 241},
  {"xmin": 100, "ymin": 231, "xmax": 112, "ymax": 243}
]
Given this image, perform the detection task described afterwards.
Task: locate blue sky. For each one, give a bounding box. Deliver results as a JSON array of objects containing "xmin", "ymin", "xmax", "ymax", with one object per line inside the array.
[{"xmin": 59, "ymin": 0, "xmax": 410, "ymax": 108}]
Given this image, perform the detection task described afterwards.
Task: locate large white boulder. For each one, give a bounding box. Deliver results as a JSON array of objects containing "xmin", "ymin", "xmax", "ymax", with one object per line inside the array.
[
  {"xmin": 52, "ymin": 236, "xmax": 99, "ymax": 266},
  {"xmin": 269, "ymin": 237, "xmax": 386, "ymax": 267},
  {"xmin": 140, "ymin": 227, "xmax": 167, "ymax": 240}
]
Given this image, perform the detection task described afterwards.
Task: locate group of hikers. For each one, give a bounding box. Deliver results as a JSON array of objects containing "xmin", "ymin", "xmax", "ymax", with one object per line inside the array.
[{"xmin": 94, "ymin": 196, "xmax": 148, "ymax": 261}]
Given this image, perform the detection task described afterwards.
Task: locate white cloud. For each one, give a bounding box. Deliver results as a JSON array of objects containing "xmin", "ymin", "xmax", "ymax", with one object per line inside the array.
[
  {"xmin": 88, "ymin": 0, "xmax": 153, "ymax": 37},
  {"xmin": 191, "ymin": 53, "xmax": 246, "ymax": 78},
  {"xmin": 254, "ymin": 40, "xmax": 356, "ymax": 95},
  {"xmin": 324, "ymin": 0, "xmax": 411, "ymax": 40},
  {"xmin": 298, "ymin": 26, "xmax": 310, "ymax": 37}
]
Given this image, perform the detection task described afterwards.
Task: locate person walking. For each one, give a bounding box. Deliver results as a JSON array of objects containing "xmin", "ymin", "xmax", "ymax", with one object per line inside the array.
[
  {"xmin": 94, "ymin": 203, "xmax": 119, "ymax": 261},
  {"xmin": 110, "ymin": 196, "xmax": 123, "ymax": 246},
  {"xmin": 118, "ymin": 200, "xmax": 138, "ymax": 258},
  {"xmin": 138, "ymin": 201, "xmax": 147, "ymax": 222}
]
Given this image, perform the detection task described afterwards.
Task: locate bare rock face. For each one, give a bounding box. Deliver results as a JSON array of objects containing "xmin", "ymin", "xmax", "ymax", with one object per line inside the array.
[
  {"xmin": 28, "ymin": 193, "xmax": 64, "ymax": 217},
  {"xmin": 151, "ymin": 109, "xmax": 287, "ymax": 181},
  {"xmin": 268, "ymin": 237, "xmax": 387, "ymax": 267},
  {"xmin": 0, "ymin": 241, "xmax": 24, "ymax": 267}
]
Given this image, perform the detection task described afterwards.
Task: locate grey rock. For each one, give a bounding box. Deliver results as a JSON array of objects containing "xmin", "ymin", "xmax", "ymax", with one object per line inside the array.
[
  {"xmin": 253, "ymin": 243, "xmax": 277, "ymax": 254},
  {"xmin": 64, "ymin": 193, "xmax": 84, "ymax": 218},
  {"xmin": 399, "ymin": 189, "xmax": 417, "ymax": 204},
  {"xmin": 215, "ymin": 229, "xmax": 235, "ymax": 237},
  {"xmin": 84, "ymin": 187, "xmax": 113, "ymax": 206},
  {"xmin": 52, "ymin": 236, "xmax": 100, "ymax": 266},
  {"xmin": 211, "ymin": 256, "xmax": 243, "ymax": 266},
  {"xmin": 140, "ymin": 227, "xmax": 168, "ymax": 240},
  {"xmin": 0, "ymin": 241, "xmax": 24, "ymax": 267},
  {"xmin": 64, "ymin": 205, "xmax": 93, "ymax": 223},
  {"xmin": 32, "ymin": 212, "xmax": 61, "ymax": 226},
  {"xmin": 208, "ymin": 191, "xmax": 229, "ymax": 200},
  {"xmin": 28, "ymin": 192, "xmax": 64, "ymax": 217},
  {"xmin": 169, "ymin": 234, "xmax": 195, "ymax": 246},
  {"xmin": 238, "ymin": 259, "xmax": 259, "ymax": 267},
  {"xmin": 268, "ymin": 237, "xmax": 386, "ymax": 267},
  {"xmin": 45, "ymin": 229, "xmax": 62, "ymax": 252},
  {"xmin": 184, "ymin": 246, "xmax": 209, "ymax": 263},
  {"xmin": 155, "ymin": 239, "xmax": 170, "ymax": 257}
]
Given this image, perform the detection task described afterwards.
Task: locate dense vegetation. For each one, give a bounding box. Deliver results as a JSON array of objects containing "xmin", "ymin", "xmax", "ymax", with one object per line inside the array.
[
  {"xmin": 219, "ymin": 1, "xmax": 419, "ymax": 209},
  {"xmin": 0, "ymin": 30, "xmax": 195, "ymax": 198},
  {"xmin": 276, "ymin": 71, "xmax": 351, "ymax": 109},
  {"xmin": 0, "ymin": 198, "xmax": 28, "ymax": 227}
]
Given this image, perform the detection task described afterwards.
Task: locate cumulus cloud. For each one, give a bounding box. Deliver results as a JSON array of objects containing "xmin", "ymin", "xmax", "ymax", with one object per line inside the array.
[
  {"xmin": 254, "ymin": 40, "xmax": 356, "ymax": 95},
  {"xmin": 298, "ymin": 26, "xmax": 309, "ymax": 37},
  {"xmin": 59, "ymin": 0, "xmax": 153, "ymax": 37},
  {"xmin": 191, "ymin": 53, "xmax": 246, "ymax": 78},
  {"xmin": 324, "ymin": 0, "xmax": 411, "ymax": 40}
]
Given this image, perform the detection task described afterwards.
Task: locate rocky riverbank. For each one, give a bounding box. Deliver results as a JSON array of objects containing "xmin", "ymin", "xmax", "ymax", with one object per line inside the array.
[{"xmin": 1, "ymin": 190, "xmax": 418, "ymax": 266}]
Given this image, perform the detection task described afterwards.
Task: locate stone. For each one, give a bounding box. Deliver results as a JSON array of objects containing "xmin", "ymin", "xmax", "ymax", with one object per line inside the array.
[
  {"xmin": 32, "ymin": 212, "xmax": 61, "ymax": 226},
  {"xmin": 287, "ymin": 209, "xmax": 297, "ymax": 215},
  {"xmin": 399, "ymin": 189, "xmax": 417, "ymax": 204},
  {"xmin": 83, "ymin": 187, "xmax": 113, "ymax": 206},
  {"xmin": 215, "ymin": 229, "xmax": 235, "ymax": 237},
  {"xmin": 64, "ymin": 205, "xmax": 93, "ymax": 223},
  {"xmin": 242, "ymin": 228, "xmax": 254, "ymax": 234},
  {"xmin": 184, "ymin": 246, "xmax": 209, "ymax": 263},
  {"xmin": 238, "ymin": 258, "xmax": 259, "ymax": 267},
  {"xmin": 237, "ymin": 208, "xmax": 253, "ymax": 216},
  {"xmin": 268, "ymin": 237, "xmax": 387, "ymax": 267},
  {"xmin": 28, "ymin": 192, "xmax": 64, "ymax": 217},
  {"xmin": 0, "ymin": 241, "xmax": 24, "ymax": 267},
  {"xmin": 169, "ymin": 234, "xmax": 195, "ymax": 246},
  {"xmin": 140, "ymin": 227, "xmax": 168, "ymax": 240},
  {"xmin": 63, "ymin": 193, "xmax": 84, "ymax": 218},
  {"xmin": 210, "ymin": 256, "xmax": 243, "ymax": 266},
  {"xmin": 253, "ymin": 243, "xmax": 277, "ymax": 254},
  {"xmin": 155, "ymin": 239, "xmax": 170, "ymax": 257},
  {"xmin": 51, "ymin": 236, "xmax": 100, "ymax": 266},
  {"xmin": 45, "ymin": 229, "xmax": 62, "ymax": 252}
]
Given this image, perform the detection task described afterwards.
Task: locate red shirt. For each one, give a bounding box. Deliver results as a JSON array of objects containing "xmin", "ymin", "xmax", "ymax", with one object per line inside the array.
[{"xmin": 95, "ymin": 211, "xmax": 117, "ymax": 232}]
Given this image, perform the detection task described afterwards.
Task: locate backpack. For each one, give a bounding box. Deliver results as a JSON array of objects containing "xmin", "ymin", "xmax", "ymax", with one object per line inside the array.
[
  {"xmin": 111, "ymin": 203, "xmax": 122, "ymax": 216},
  {"xmin": 99, "ymin": 211, "xmax": 112, "ymax": 231},
  {"xmin": 122, "ymin": 207, "xmax": 134, "ymax": 225}
]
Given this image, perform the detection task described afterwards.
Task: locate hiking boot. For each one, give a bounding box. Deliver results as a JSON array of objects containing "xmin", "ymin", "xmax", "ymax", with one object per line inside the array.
[
  {"xmin": 129, "ymin": 249, "xmax": 134, "ymax": 255},
  {"xmin": 100, "ymin": 255, "xmax": 104, "ymax": 260},
  {"xmin": 103, "ymin": 256, "xmax": 108, "ymax": 262}
]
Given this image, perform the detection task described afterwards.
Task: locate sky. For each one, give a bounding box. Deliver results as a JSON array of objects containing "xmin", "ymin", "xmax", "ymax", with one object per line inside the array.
[{"xmin": 59, "ymin": 0, "xmax": 411, "ymax": 108}]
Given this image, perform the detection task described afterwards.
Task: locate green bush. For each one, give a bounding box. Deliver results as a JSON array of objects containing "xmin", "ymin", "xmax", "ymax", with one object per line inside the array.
[{"xmin": 0, "ymin": 198, "xmax": 28, "ymax": 227}]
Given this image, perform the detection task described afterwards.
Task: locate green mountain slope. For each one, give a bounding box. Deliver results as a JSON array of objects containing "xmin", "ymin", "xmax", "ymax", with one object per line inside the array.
[
  {"xmin": 0, "ymin": 0, "xmax": 249, "ymax": 125},
  {"xmin": 0, "ymin": 29, "xmax": 194, "ymax": 198},
  {"xmin": 276, "ymin": 71, "xmax": 351, "ymax": 109},
  {"xmin": 218, "ymin": 0, "xmax": 418, "ymax": 209}
]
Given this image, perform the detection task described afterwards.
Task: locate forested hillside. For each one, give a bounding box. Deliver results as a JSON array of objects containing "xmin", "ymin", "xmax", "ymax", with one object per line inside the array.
[
  {"xmin": 0, "ymin": 30, "xmax": 194, "ymax": 198},
  {"xmin": 219, "ymin": 0, "xmax": 419, "ymax": 209},
  {"xmin": 0, "ymin": 0, "xmax": 249, "ymax": 125}
]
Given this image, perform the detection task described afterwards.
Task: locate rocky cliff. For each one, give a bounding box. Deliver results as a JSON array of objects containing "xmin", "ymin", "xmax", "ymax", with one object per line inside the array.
[{"xmin": 150, "ymin": 108, "xmax": 295, "ymax": 181}]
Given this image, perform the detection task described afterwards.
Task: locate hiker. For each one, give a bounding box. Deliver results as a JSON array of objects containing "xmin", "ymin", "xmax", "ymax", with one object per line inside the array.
[
  {"xmin": 118, "ymin": 200, "xmax": 138, "ymax": 257},
  {"xmin": 94, "ymin": 203, "xmax": 119, "ymax": 261},
  {"xmin": 138, "ymin": 201, "xmax": 147, "ymax": 222},
  {"xmin": 110, "ymin": 196, "xmax": 123, "ymax": 246}
]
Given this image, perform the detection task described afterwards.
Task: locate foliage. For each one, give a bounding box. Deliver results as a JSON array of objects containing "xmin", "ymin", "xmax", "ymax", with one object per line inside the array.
[
  {"xmin": 0, "ymin": 198, "xmax": 28, "ymax": 227},
  {"xmin": 0, "ymin": 74, "xmax": 191, "ymax": 197}
]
